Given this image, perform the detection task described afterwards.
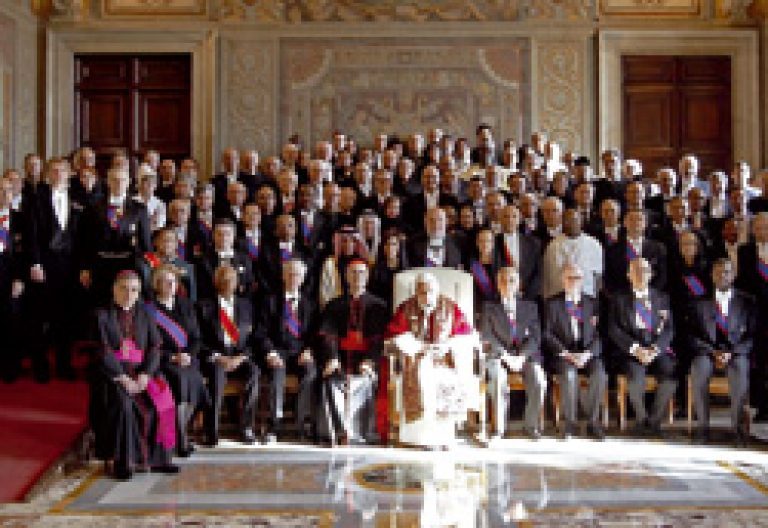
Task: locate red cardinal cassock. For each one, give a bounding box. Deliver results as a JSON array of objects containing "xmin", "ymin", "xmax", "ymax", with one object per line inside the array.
[{"xmin": 376, "ymin": 294, "xmax": 472, "ymax": 441}]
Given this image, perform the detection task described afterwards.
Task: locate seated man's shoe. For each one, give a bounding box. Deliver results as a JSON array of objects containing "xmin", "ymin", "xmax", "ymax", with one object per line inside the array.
[
  {"xmin": 524, "ymin": 427, "xmax": 542, "ymax": 441},
  {"xmin": 646, "ymin": 420, "xmax": 663, "ymax": 438},
  {"xmin": 586, "ymin": 422, "xmax": 606, "ymax": 441},
  {"xmin": 692, "ymin": 428, "xmax": 710, "ymax": 445},
  {"xmin": 241, "ymin": 428, "xmax": 257, "ymax": 444},
  {"xmin": 203, "ymin": 434, "xmax": 219, "ymax": 448},
  {"xmin": 560, "ymin": 423, "xmax": 575, "ymax": 440},
  {"xmin": 299, "ymin": 420, "xmax": 316, "ymax": 442},
  {"xmin": 151, "ymin": 464, "xmax": 180, "ymax": 474},
  {"xmin": 113, "ymin": 466, "xmax": 133, "ymax": 481},
  {"xmin": 177, "ymin": 444, "xmax": 196, "ymax": 458},
  {"xmin": 733, "ymin": 429, "xmax": 750, "ymax": 448},
  {"xmin": 630, "ymin": 419, "xmax": 649, "ymax": 438}
]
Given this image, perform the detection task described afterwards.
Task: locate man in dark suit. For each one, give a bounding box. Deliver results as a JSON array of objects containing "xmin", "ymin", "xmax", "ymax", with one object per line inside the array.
[
  {"xmin": 543, "ymin": 263, "xmax": 607, "ymax": 439},
  {"xmin": 188, "ymin": 183, "xmax": 215, "ymax": 260},
  {"xmin": 407, "ymin": 207, "xmax": 463, "ymax": 269},
  {"xmin": 608, "ymin": 257, "xmax": 676, "ymax": 437},
  {"xmin": 403, "ymin": 164, "xmax": 444, "ymax": 233},
  {"xmin": 258, "ymin": 213, "xmax": 312, "ymax": 297},
  {"xmin": 198, "ymin": 265, "xmax": 259, "ymax": 445},
  {"xmin": 482, "ymin": 266, "xmax": 545, "ymax": 439},
  {"xmin": 735, "ymin": 213, "xmax": 768, "ymax": 420},
  {"xmin": 689, "ymin": 258, "xmax": 755, "ymax": 445},
  {"xmin": 0, "ymin": 178, "xmax": 26, "ymax": 381},
  {"xmin": 318, "ymin": 259, "xmax": 389, "ymax": 445},
  {"xmin": 195, "ymin": 220, "xmax": 254, "ymax": 301},
  {"xmin": 604, "ymin": 210, "xmax": 667, "ymax": 293},
  {"xmin": 211, "ymin": 147, "xmax": 261, "ymax": 214},
  {"xmin": 255, "ymin": 259, "xmax": 318, "ymax": 442},
  {"xmin": 82, "ymin": 167, "xmax": 153, "ymax": 307},
  {"xmin": 495, "ymin": 204, "xmax": 541, "ymax": 300},
  {"xmin": 27, "ymin": 158, "xmax": 88, "ymax": 379}
]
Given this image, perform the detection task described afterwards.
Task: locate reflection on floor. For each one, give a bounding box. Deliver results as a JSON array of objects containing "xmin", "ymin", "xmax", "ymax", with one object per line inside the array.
[{"xmin": 4, "ymin": 435, "xmax": 768, "ymax": 527}]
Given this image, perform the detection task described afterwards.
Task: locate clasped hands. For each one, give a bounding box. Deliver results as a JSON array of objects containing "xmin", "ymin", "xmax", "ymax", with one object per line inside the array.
[
  {"xmin": 561, "ymin": 350, "xmax": 592, "ymax": 369},
  {"xmin": 500, "ymin": 353, "xmax": 526, "ymax": 373},
  {"xmin": 632, "ymin": 346, "xmax": 659, "ymax": 366},
  {"xmin": 712, "ymin": 350, "xmax": 732, "ymax": 370},
  {"xmin": 215, "ymin": 354, "xmax": 247, "ymax": 372},
  {"xmin": 117, "ymin": 373, "xmax": 149, "ymax": 395},
  {"xmin": 172, "ymin": 352, "xmax": 192, "ymax": 367}
]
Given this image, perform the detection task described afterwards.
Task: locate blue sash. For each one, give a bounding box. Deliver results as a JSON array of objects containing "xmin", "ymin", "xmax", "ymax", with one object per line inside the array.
[
  {"xmin": 284, "ymin": 302, "xmax": 301, "ymax": 338},
  {"xmin": 635, "ymin": 300, "xmax": 653, "ymax": 332},
  {"xmin": 715, "ymin": 303, "xmax": 729, "ymax": 337},
  {"xmin": 246, "ymin": 238, "xmax": 260, "ymax": 260},
  {"xmin": 683, "ymin": 274, "xmax": 705, "ymax": 297},
  {"xmin": 565, "ymin": 300, "xmax": 583, "ymax": 323},
  {"xmin": 470, "ymin": 260, "xmax": 494, "ymax": 298},
  {"xmin": 145, "ymin": 302, "xmax": 189, "ymax": 350}
]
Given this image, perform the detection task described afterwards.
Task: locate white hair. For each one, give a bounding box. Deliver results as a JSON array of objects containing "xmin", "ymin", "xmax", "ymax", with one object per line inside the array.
[{"xmin": 414, "ymin": 272, "xmax": 440, "ymax": 292}]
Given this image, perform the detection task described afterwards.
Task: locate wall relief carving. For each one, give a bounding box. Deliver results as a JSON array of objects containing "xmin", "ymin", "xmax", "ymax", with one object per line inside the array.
[
  {"xmin": 279, "ymin": 37, "xmax": 530, "ymax": 147},
  {"xmin": 536, "ymin": 40, "xmax": 585, "ymax": 154},
  {"xmin": 217, "ymin": 0, "xmax": 593, "ymax": 22}
]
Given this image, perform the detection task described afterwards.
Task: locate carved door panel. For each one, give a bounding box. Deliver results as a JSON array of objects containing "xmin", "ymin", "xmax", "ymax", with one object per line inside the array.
[
  {"xmin": 622, "ymin": 55, "xmax": 731, "ymax": 179},
  {"xmin": 74, "ymin": 54, "xmax": 191, "ymax": 175}
]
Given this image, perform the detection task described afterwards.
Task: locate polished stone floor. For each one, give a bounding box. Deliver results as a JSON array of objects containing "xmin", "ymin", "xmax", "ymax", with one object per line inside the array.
[{"xmin": 5, "ymin": 433, "xmax": 768, "ymax": 527}]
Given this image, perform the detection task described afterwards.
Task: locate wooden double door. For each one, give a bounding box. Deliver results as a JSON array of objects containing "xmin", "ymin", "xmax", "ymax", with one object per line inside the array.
[
  {"xmin": 74, "ymin": 54, "xmax": 191, "ymax": 175},
  {"xmin": 622, "ymin": 55, "xmax": 731, "ymax": 178}
]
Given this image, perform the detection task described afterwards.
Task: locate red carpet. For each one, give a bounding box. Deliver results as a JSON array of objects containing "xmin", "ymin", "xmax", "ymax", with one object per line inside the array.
[{"xmin": 0, "ymin": 379, "xmax": 89, "ymax": 502}]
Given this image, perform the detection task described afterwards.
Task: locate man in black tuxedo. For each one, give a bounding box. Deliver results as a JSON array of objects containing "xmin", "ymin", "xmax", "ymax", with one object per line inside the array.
[
  {"xmin": 255, "ymin": 259, "xmax": 318, "ymax": 442},
  {"xmin": 27, "ymin": 158, "xmax": 88, "ymax": 379},
  {"xmin": 735, "ymin": 213, "xmax": 768, "ymax": 419},
  {"xmin": 482, "ymin": 266, "xmax": 545, "ymax": 439},
  {"xmin": 689, "ymin": 258, "xmax": 755, "ymax": 445},
  {"xmin": 188, "ymin": 183, "xmax": 215, "ymax": 260},
  {"xmin": 82, "ymin": 167, "xmax": 152, "ymax": 307},
  {"xmin": 198, "ymin": 265, "xmax": 259, "ymax": 445},
  {"xmin": 604, "ymin": 210, "xmax": 667, "ymax": 293},
  {"xmin": 543, "ymin": 263, "xmax": 607, "ymax": 440},
  {"xmin": 318, "ymin": 259, "xmax": 389, "ymax": 445},
  {"xmin": 407, "ymin": 207, "xmax": 463, "ymax": 269},
  {"xmin": 195, "ymin": 220, "xmax": 254, "ymax": 301},
  {"xmin": 495, "ymin": 204, "xmax": 541, "ymax": 300},
  {"xmin": 607, "ymin": 257, "xmax": 676, "ymax": 437},
  {"xmin": 258, "ymin": 213, "xmax": 312, "ymax": 297},
  {"xmin": 403, "ymin": 164, "xmax": 443, "ymax": 233},
  {"xmin": 0, "ymin": 178, "xmax": 26, "ymax": 381},
  {"xmin": 211, "ymin": 148, "xmax": 260, "ymax": 214}
]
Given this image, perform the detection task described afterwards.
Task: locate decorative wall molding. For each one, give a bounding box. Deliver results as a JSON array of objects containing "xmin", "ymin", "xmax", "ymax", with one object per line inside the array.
[
  {"xmin": 600, "ymin": 0, "xmax": 702, "ymax": 17},
  {"xmin": 598, "ymin": 29, "xmax": 760, "ymax": 168},
  {"xmin": 215, "ymin": 0, "xmax": 593, "ymax": 23},
  {"xmin": 101, "ymin": 0, "xmax": 207, "ymax": 18}
]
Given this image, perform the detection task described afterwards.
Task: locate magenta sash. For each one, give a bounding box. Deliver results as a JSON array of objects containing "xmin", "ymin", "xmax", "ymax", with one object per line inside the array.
[{"xmin": 146, "ymin": 377, "xmax": 177, "ymax": 450}]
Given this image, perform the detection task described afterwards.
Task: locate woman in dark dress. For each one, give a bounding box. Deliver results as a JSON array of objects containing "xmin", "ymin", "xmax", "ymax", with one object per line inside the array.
[
  {"xmin": 465, "ymin": 227, "xmax": 500, "ymax": 325},
  {"xmin": 369, "ymin": 228, "xmax": 409, "ymax": 313},
  {"xmin": 146, "ymin": 264, "xmax": 210, "ymax": 457}
]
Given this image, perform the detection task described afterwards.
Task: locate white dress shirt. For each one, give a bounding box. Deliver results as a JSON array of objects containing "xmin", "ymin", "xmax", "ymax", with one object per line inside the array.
[
  {"xmin": 715, "ymin": 289, "xmax": 732, "ymax": 317},
  {"xmin": 52, "ymin": 188, "xmax": 69, "ymax": 229},
  {"xmin": 503, "ymin": 232, "xmax": 519, "ymax": 266},
  {"xmin": 564, "ymin": 292, "xmax": 581, "ymax": 342},
  {"xmin": 424, "ymin": 190, "xmax": 440, "ymax": 210}
]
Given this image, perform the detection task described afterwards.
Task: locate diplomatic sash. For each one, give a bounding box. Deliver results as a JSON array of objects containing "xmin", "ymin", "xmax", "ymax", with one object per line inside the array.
[
  {"xmin": 503, "ymin": 242, "xmax": 514, "ymax": 266},
  {"xmin": 145, "ymin": 302, "xmax": 189, "ymax": 350},
  {"xmin": 340, "ymin": 330, "xmax": 368, "ymax": 352},
  {"xmin": 0, "ymin": 226, "xmax": 9, "ymax": 251},
  {"xmin": 177, "ymin": 240, "xmax": 186, "ymax": 261},
  {"xmin": 300, "ymin": 219, "xmax": 312, "ymax": 245},
  {"xmin": 219, "ymin": 307, "xmax": 240, "ymax": 345},
  {"xmin": 245, "ymin": 237, "xmax": 260, "ymax": 260},
  {"xmin": 280, "ymin": 247, "xmax": 292, "ymax": 262},
  {"xmin": 471, "ymin": 260, "xmax": 494, "ymax": 298},
  {"xmin": 635, "ymin": 300, "xmax": 654, "ymax": 333},
  {"xmin": 715, "ymin": 302, "xmax": 729, "ymax": 337},
  {"xmin": 626, "ymin": 242, "xmax": 639, "ymax": 262},
  {"xmin": 107, "ymin": 205, "xmax": 121, "ymax": 230},
  {"xmin": 508, "ymin": 315, "xmax": 518, "ymax": 344},
  {"xmin": 284, "ymin": 301, "xmax": 301, "ymax": 339},
  {"xmin": 683, "ymin": 274, "xmax": 705, "ymax": 297},
  {"xmin": 758, "ymin": 258, "xmax": 768, "ymax": 282},
  {"xmin": 198, "ymin": 219, "xmax": 212, "ymax": 238},
  {"xmin": 565, "ymin": 300, "xmax": 583, "ymax": 323},
  {"xmin": 144, "ymin": 252, "xmax": 160, "ymax": 269}
]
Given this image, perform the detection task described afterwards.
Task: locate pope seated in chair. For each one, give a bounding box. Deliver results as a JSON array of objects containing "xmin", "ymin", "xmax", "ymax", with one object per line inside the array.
[{"xmin": 386, "ymin": 271, "xmax": 478, "ymax": 447}]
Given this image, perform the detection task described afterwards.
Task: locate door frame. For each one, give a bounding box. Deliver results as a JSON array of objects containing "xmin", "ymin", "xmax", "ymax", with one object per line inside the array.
[
  {"xmin": 45, "ymin": 27, "xmax": 215, "ymax": 175},
  {"xmin": 598, "ymin": 29, "xmax": 760, "ymax": 169}
]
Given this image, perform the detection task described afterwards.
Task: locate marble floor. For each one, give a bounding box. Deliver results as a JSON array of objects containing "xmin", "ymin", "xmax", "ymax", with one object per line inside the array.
[{"xmin": 5, "ymin": 433, "xmax": 768, "ymax": 527}]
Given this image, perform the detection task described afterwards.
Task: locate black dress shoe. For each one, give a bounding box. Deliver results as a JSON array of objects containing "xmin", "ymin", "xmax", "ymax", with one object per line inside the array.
[
  {"xmin": 560, "ymin": 424, "xmax": 575, "ymax": 440},
  {"xmin": 587, "ymin": 423, "xmax": 606, "ymax": 441},
  {"xmin": 630, "ymin": 420, "xmax": 648, "ymax": 438},
  {"xmin": 242, "ymin": 428, "xmax": 257, "ymax": 444},
  {"xmin": 113, "ymin": 466, "xmax": 133, "ymax": 481},
  {"xmin": 733, "ymin": 430, "xmax": 749, "ymax": 448},
  {"xmin": 692, "ymin": 428, "xmax": 709, "ymax": 445},
  {"xmin": 177, "ymin": 445, "xmax": 195, "ymax": 458},
  {"xmin": 524, "ymin": 427, "xmax": 542, "ymax": 441},
  {"xmin": 203, "ymin": 435, "xmax": 219, "ymax": 448},
  {"xmin": 151, "ymin": 464, "xmax": 180, "ymax": 474}
]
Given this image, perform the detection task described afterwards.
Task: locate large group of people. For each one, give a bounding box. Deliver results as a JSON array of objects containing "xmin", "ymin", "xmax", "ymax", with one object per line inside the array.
[{"xmin": 1, "ymin": 125, "xmax": 766, "ymax": 480}]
